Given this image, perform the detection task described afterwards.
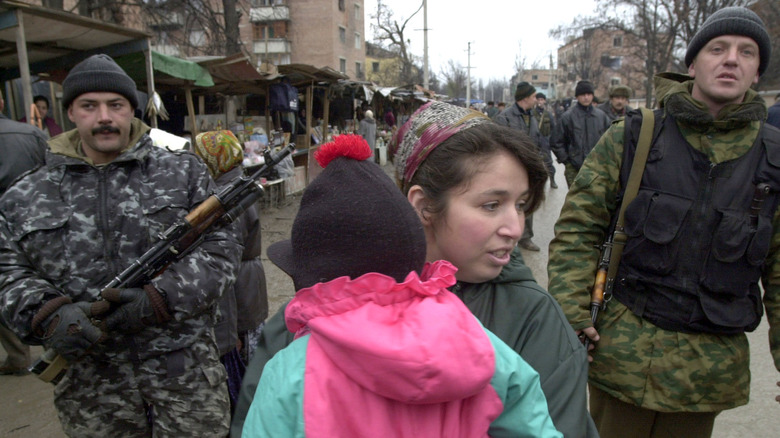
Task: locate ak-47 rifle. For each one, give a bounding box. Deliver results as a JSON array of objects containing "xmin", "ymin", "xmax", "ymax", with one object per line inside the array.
[
  {"xmin": 30, "ymin": 143, "xmax": 296, "ymax": 384},
  {"xmin": 584, "ymin": 107, "xmax": 656, "ymax": 348}
]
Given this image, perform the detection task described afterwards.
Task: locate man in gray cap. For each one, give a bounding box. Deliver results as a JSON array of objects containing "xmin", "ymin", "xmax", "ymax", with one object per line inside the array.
[
  {"xmin": 548, "ymin": 6, "xmax": 779, "ymax": 438},
  {"xmin": 599, "ymin": 85, "xmax": 634, "ymax": 122},
  {"xmin": 0, "ymin": 54, "xmax": 240, "ymax": 436}
]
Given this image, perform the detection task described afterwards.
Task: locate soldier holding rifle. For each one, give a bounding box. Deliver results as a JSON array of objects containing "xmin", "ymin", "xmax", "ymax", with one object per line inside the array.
[
  {"xmin": 0, "ymin": 54, "xmax": 241, "ymax": 437},
  {"xmin": 548, "ymin": 7, "xmax": 780, "ymax": 438}
]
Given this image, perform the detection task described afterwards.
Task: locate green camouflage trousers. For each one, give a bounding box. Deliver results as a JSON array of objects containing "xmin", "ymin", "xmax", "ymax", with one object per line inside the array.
[{"xmin": 53, "ymin": 342, "xmax": 229, "ymax": 437}]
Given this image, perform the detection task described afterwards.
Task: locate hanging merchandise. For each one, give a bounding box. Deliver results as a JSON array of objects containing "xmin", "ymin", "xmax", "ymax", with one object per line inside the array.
[{"xmin": 269, "ymin": 79, "xmax": 299, "ymax": 112}]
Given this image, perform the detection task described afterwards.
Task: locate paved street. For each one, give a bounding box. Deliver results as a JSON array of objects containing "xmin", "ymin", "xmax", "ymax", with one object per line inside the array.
[{"xmin": 1, "ymin": 161, "xmax": 777, "ymax": 437}]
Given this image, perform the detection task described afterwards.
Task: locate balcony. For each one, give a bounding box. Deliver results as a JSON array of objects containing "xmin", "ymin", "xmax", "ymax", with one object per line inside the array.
[
  {"xmin": 252, "ymin": 38, "xmax": 292, "ymax": 56},
  {"xmin": 250, "ymin": 6, "xmax": 290, "ymax": 23},
  {"xmin": 149, "ymin": 12, "xmax": 185, "ymax": 30}
]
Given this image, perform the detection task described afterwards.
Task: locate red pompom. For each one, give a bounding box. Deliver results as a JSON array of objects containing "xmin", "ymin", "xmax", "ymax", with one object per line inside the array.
[{"xmin": 315, "ymin": 134, "xmax": 372, "ymax": 168}]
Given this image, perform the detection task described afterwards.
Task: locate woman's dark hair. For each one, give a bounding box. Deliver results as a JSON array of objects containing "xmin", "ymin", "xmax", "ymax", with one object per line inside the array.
[
  {"xmin": 33, "ymin": 95, "xmax": 49, "ymax": 107},
  {"xmin": 407, "ymin": 123, "xmax": 547, "ymax": 221}
]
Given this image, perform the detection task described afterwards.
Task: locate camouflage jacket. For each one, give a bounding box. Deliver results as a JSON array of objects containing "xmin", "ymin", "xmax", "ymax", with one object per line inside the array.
[
  {"xmin": 548, "ymin": 73, "xmax": 780, "ymax": 412},
  {"xmin": 0, "ymin": 119, "xmax": 241, "ymax": 362}
]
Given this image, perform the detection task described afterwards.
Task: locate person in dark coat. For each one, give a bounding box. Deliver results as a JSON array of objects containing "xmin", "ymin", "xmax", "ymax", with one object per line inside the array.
[{"xmin": 598, "ymin": 85, "xmax": 634, "ymax": 122}]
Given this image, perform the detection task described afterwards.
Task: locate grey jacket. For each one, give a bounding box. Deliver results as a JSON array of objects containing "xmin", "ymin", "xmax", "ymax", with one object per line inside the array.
[
  {"xmin": 553, "ymin": 103, "xmax": 611, "ymax": 169},
  {"xmin": 358, "ymin": 117, "xmax": 377, "ymax": 149},
  {"xmin": 494, "ymin": 103, "xmax": 544, "ymax": 149},
  {"xmin": 0, "ymin": 114, "xmax": 48, "ymax": 194}
]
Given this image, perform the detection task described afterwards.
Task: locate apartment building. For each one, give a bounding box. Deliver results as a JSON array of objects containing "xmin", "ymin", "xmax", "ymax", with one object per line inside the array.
[
  {"xmin": 556, "ymin": 27, "xmax": 647, "ymax": 101},
  {"xmin": 248, "ymin": 0, "xmax": 366, "ymax": 79}
]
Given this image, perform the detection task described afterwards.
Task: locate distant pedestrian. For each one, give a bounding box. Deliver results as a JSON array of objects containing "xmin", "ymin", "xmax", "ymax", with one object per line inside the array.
[
  {"xmin": 485, "ymin": 101, "xmax": 499, "ymax": 119},
  {"xmin": 552, "ymin": 80, "xmax": 610, "ymax": 186},
  {"xmin": 533, "ymin": 92, "xmax": 558, "ymax": 188},
  {"xmin": 599, "ymin": 85, "xmax": 634, "ymax": 122},
  {"xmin": 384, "ymin": 108, "xmax": 396, "ymax": 130},
  {"xmin": 358, "ymin": 109, "xmax": 377, "ymax": 149}
]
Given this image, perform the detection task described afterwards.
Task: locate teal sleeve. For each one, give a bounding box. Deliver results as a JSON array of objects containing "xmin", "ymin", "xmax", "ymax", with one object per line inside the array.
[
  {"xmin": 485, "ymin": 328, "xmax": 564, "ymax": 438},
  {"xmin": 243, "ymin": 336, "xmax": 309, "ymax": 438}
]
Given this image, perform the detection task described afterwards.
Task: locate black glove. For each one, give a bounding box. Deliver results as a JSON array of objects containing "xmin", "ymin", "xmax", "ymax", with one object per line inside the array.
[
  {"xmin": 32, "ymin": 297, "xmax": 108, "ymax": 362},
  {"xmin": 101, "ymin": 286, "xmax": 172, "ymax": 334}
]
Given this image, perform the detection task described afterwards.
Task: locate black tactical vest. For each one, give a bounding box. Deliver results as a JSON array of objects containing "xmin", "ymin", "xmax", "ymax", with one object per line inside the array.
[{"xmin": 612, "ymin": 111, "xmax": 780, "ymax": 334}]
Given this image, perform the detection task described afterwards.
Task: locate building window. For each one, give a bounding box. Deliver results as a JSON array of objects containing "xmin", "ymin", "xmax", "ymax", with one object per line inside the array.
[
  {"xmin": 613, "ymin": 36, "xmax": 623, "ymax": 47},
  {"xmin": 339, "ymin": 58, "xmax": 346, "ymax": 74},
  {"xmin": 610, "ymin": 77, "xmax": 621, "ymax": 86},
  {"xmin": 532, "ymin": 74, "xmax": 538, "ymax": 80},
  {"xmin": 338, "ymin": 0, "xmax": 345, "ymax": 11},
  {"xmin": 355, "ymin": 62, "xmax": 363, "ymax": 79},
  {"xmin": 372, "ymin": 61, "xmax": 379, "ymax": 73},
  {"xmin": 355, "ymin": 33, "xmax": 361, "ymax": 49},
  {"xmin": 339, "ymin": 26, "xmax": 346, "ymax": 44},
  {"xmin": 354, "ymin": 3, "xmax": 360, "ymax": 20},
  {"xmin": 189, "ymin": 30, "xmax": 205, "ymax": 46}
]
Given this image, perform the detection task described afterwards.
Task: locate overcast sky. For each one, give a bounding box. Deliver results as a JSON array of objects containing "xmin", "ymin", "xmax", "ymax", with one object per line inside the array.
[{"xmin": 367, "ymin": 0, "xmax": 599, "ymax": 83}]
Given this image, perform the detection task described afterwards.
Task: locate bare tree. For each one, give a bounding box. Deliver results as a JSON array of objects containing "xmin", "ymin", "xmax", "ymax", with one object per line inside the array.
[
  {"xmin": 371, "ymin": 0, "xmax": 424, "ymax": 86},
  {"xmin": 439, "ymin": 59, "xmax": 468, "ymax": 101}
]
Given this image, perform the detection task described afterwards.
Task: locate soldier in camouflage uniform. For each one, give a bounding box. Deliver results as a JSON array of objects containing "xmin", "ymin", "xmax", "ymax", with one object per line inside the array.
[
  {"xmin": 547, "ymin": 7, "xmax": 780, "ymax": 438},
  {"xmin": 533, "ymin": 92, "xmax": 558, "ymax": 189},
  {"xmin": 0, "ymin": 54, "xmax": 241, "ymax": 437}
]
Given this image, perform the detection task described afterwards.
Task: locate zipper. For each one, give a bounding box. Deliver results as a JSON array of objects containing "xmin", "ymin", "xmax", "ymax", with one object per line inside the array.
[{"xmin": 97, "ymin": 167, "xmax": 118, "ymax": 275}]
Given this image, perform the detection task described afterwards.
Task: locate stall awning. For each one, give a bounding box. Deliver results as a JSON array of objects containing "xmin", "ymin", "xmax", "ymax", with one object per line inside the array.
[{"xmin": 115, "ymin": 51, "xmax": 214, "ymax": 88}]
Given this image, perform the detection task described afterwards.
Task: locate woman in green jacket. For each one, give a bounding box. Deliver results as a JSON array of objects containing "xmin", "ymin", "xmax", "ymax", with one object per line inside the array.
[{"xmin": 232, "ymin": 101, "xmax": 598, "ymax": 438}]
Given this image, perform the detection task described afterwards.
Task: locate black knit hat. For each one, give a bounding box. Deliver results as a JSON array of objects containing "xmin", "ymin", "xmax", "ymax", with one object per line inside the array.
[
  {"xmin": 535, "ymin": 92, "xmax": 546, "ymax": 100},
  {"xmin": 575, "ymin": 80, "xmax": 595, "ymax": 96},
  {"xmin": 515, "ymin": 82, "xmax": 536, "ymax": 101},
  {"xmin": 267, "ymin": 134, "xmax": 427, "ymax": 291},
  {"xmin": 62, "ymin": 54, "xmax": 139, "ymax": 109},
  {"xmin": 685, "ymin": 6, "xmax": 770, "ymax": 76}
]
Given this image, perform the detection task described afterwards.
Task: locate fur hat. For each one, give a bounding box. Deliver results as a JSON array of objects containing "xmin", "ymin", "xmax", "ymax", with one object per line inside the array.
[
  {"xmin": 193, "ymin": 130, "xmax": 244, "ymax": 178},
  {"xmin": 390, "ymin": 101, "xmax": 491, "ymax": 193},
  {"xmin": 62, "ymin": 54, "xmax": 139, "ymax": 109},
  {"xmin": 575, "ymin": 80, "xmax": 595, "ymax": 96},
  {"xmin": 685, "ymin": 7, "xmax": 770, "ymax": 76},
  {"xmin": 608, "ymin": 85, "xmax": 632, "ymax": 98},
  {"xmin": 514, "ymin": 82, "xmax": 536, "ymax": 101},
  {"xmin": 268, "ymin": 134, "xmax": 426, "ymax": 291}
]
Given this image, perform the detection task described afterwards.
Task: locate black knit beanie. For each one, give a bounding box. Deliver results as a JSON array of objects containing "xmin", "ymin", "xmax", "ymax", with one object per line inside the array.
[
  {"xmin": 685, "ymin": 6, "xmax": 770, "ymax": 76},
  {"xmin": 575, "ymin": 80, "xmax": 595, "ymax": 96},
  {"xmin": 267, "ymin": 134, "xmax": 427, "ymax": 291},
  {"xmin": 62, "ymin": 54, "xmax": 139, "ymax": 109},
  {"xmin": 535, "ymin": 92, "xmax": 546, "ymax": 100},
  {"xmin": 515, "ymin": 82, "xmax": 536, "ymax": 101}
]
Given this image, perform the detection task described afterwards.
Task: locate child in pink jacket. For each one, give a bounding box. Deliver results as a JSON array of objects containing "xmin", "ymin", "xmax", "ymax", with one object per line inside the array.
[{"xmin": 242, "ymin": 134, "xmax": 561, "ymax": 438}]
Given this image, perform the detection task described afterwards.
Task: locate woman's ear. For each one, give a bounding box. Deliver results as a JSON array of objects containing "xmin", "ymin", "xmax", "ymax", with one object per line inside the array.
[{"xmin": 407, "ymin": 185, "xmax": 431, "ymax": 225}]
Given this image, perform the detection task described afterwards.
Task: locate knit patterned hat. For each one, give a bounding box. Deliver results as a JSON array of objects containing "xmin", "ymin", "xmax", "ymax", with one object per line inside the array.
[
  {"xmin": 193, "ymin": 130, "xmax": 244, "ymax": 178},
  {"xmin": 389, "ymin": 101, "xmax": 491, "ymax": 193},
  {"xmin": 575, "ymin": 80, "xmax": 595, "ymax": 96},
  {"xmin": 267, "ymin": 134, "xmax": 427, "ymax": 291},
  {"xmin": 685, "ymin": 6, "xmax": 770, "ymax": 76},
  {"xmin": 62, "ymin": 54, "xmax": 139, "ymax": 109},
  {"xmin": 514, "ymin": 82, "xmax": 536, "ymax": 101}
]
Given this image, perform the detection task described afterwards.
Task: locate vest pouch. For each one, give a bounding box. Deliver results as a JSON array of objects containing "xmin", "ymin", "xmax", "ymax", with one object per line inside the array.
[
  {"xmin": 622, "ymin": 190, "xmax": 691, "ymax": 276},
  {"xmin": 8, "ymin": 206, "xmax": 72, "ymax": 282},
  {"xmin": 701, "ymin": 208, "xmax": 764, "ymax": 296}
]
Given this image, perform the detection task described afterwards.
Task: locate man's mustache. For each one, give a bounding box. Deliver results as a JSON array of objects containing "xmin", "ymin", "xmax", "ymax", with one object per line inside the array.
[{"xmin": 92, "ymin": 126, "xmax": 120, "ymax": 135}]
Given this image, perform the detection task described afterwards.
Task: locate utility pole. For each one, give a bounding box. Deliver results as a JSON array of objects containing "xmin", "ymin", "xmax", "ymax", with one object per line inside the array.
[
  {"xmin": 548, "ymin": 53, "xmax": 554, "ymax": 99},
  {"xmin": 423, "ymin": 0, "xmax": 429, "ymax": 90},
  {"xmin": 466, "ymin": 41, "xmax": 472, "ymax": 108}
]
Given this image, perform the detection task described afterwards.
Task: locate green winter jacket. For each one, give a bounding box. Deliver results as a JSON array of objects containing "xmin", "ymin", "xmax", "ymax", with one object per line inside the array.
[
  {"xmin": 232, "ymin": 248, "xmax": 598, "ymax": 438},
  {"xmin": 548, "ymin": 72, "xmax": 780, "ymax": 412}
]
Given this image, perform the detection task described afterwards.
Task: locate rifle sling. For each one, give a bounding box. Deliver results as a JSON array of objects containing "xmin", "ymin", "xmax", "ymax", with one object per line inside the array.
[{"xmin": 606, "ymin": 107, "xmax": 655, "ymax": 281}]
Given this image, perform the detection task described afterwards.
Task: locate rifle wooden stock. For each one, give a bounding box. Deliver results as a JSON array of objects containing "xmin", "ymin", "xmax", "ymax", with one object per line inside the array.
[{"xmin": 31, "ymin": 144, "xmax": 295, "ymax": 383}]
